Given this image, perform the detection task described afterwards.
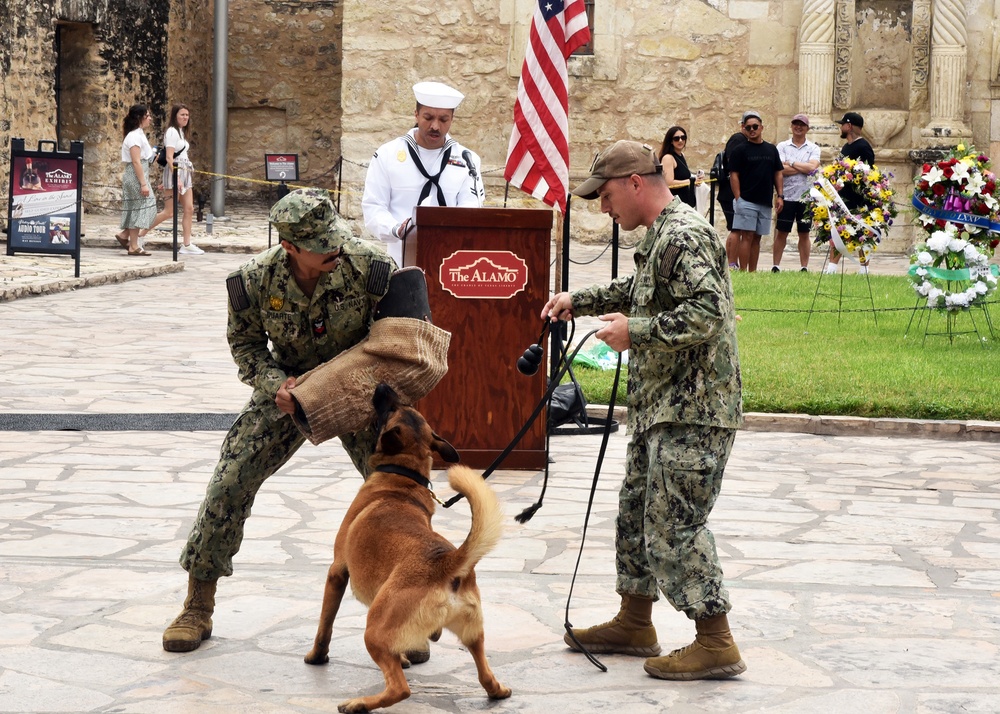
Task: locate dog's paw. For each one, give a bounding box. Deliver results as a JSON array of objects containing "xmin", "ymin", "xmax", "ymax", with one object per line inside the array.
[
  {"xmin": 338, "ymin": 699, "xmax": 369, "ymax": 713},
  {"xmin": 304, "ymin": 650, "xmax": 329, "ymax": 665},
  {"xmin": 489, "ymin": 684, "xmax": 512, "ymax": 700}
]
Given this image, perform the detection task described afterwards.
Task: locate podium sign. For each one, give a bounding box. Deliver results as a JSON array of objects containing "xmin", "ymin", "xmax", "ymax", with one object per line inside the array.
[
  {"xmin": 7, "ymin": 139, "xmax": 84, "ymax": 277},
  {"xmin": 415, "ymin": 206, "xmax": 552, "ymax": 470}
]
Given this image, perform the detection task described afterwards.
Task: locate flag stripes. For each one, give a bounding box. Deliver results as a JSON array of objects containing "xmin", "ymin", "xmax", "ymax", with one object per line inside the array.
[{"xmin": 504, "ymin": 0, "xmax": 591, "ymax": 213}]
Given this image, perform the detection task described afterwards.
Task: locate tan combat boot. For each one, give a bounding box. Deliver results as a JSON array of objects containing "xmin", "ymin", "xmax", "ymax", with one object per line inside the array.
[
  {"xmin": 563, "ymin": 593, "xmax": 661, "ymax": 656},
  {"xmin": 162, "ymin": 576, "xmax": 217, "ymax": 653},
  {"xmin": 643, "ymin": 613, "xmax": 746, "ymax": 680}
]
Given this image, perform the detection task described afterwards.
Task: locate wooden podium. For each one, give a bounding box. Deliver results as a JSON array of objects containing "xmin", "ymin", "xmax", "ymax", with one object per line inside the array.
[{"xmin": 413, "ymin": 206, "xmax": 552, "ymax": 469}]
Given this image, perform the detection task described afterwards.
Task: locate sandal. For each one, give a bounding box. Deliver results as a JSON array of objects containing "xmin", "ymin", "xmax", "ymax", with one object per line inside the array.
[
  {"xmin": 127, "ymin": 248, "xmax": 151, "ymax": 256},
  {"xmin": 115, "ymin": 231, "xmax": 129, "ymax": 248}
]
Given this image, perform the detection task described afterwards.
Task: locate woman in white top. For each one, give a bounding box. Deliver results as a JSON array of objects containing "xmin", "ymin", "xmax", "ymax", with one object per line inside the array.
[
  {"xmin": 118, "ymin": 105, "xmax": 157, "ymax": 256},
  {"xmin": 148, "ymin": 104, "xmax": 203, "ymax": 254}
]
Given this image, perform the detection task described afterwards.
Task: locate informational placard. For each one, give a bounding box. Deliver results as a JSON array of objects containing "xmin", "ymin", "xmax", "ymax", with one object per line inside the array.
[
  {"xmin": 7, "ymin": 138, "xmax": 84, "ymax": 277},
  {"xmin": 264, "ymin": 153, "xmax": 299, "ymax": 182}
]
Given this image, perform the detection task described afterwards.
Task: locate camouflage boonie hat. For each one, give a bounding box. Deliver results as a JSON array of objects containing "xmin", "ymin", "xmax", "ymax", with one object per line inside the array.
[{"xmin": 269, "ymin": 188, "xmax": 351, "ymax": 253}]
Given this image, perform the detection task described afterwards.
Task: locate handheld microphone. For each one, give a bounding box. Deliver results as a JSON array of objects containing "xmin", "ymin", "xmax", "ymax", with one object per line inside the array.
[{"xmin": 462, "ymin": 149, "xmax": 478, "ymax": 179}]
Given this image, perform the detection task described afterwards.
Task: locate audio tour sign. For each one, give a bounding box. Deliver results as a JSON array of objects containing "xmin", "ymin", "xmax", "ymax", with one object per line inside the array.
[{"xmin": 439, "ymin": 250, "xmax": 528, "ymax": 299}]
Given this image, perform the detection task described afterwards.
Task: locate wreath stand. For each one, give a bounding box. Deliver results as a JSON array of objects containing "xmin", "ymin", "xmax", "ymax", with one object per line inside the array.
[
  {"xmin": 805, "ymin": 250, "xmax": 879, "ymax": 329},
  {"xmin": 904, "ymin": 287, "xmax": 997, "ymax": 347}
]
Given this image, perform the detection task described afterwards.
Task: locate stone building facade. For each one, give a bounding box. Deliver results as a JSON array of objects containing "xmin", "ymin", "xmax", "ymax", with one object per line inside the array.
[{"xmin": 2, "ymin": 0, "xmax": 999, "ymax": 252}]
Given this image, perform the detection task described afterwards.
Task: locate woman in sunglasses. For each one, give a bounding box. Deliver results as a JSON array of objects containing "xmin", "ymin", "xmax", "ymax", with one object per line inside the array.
[{"xmin": 658, "ymin": 126, "xmax": 699, "ymax": 208}]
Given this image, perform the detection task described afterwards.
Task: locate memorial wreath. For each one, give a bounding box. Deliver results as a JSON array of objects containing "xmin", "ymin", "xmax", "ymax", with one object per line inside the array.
[
  {"xmin": 910, "ymin": 145, "xmax": 1000, "ymax": 311},
  {"xmin": 805, "ymin": 158, "xmax": 897, "ymax": 261}
]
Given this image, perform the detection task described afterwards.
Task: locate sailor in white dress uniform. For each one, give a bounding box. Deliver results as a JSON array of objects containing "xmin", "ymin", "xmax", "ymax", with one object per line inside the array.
[{"xmin": 362, "ymin": 81, "xmax": 485, "ymax": 265}]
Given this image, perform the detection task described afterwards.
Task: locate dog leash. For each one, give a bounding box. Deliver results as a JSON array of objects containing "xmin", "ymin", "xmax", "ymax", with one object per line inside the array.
[
  {"xmin": 562, "ymin": 351, "xmax": 622, "ymax": 672},
  {"xmin": 440, "ymin": 320, "xmax": 624, "ymax": 672}
]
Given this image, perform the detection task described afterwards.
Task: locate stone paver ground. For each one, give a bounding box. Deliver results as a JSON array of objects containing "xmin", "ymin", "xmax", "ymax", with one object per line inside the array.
[{"xmin": 1, "ymin": 210, "xmax": 998, "ymax": 713}]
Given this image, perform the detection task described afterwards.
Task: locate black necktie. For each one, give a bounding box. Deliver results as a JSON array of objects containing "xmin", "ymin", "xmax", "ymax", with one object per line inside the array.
[{"xmin": 404, "ymin": 136, "xmax": 453, "ymax": 206}]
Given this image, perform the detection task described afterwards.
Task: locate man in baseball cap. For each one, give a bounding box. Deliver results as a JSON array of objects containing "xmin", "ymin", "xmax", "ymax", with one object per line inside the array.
[
  {"xmin": 838, "ymin": 111, "xmax": 864, "ymax": 129},
  {"xmin": 826, "ymin": 111, "xmax": 876, "ymax": 274},
  {"xmin": 163, "ymin": 187, "xmax": 397, "ymax": 655},
  {"xmin": 543, "ymin": 139, "xmax": 745, "ymax": 682},
  {"xmin": 571, "ymin": 140, "xmax": 663, "ymax": 201},
  {"xmin": 269, "ymin": 187, "xmax": 352, "ymax": 253},
  {"xmin": 773, "ymin": 113, "xmax": 821, "ymax": 272}
]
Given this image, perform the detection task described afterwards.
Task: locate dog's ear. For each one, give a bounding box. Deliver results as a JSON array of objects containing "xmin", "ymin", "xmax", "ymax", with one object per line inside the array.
[
  {"xmin": 379, "ymin": 425, "xmax": 406, "ymax": 456},
  {"xmin": 431, "ymin": 432, "xmax": 460, "ymax": 463},
  {"xmin": 373, "ymin": 383, "xmax": 401, "ymax": 432}
]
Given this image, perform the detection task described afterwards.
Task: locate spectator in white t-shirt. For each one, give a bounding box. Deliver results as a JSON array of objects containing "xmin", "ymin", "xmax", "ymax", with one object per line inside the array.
[
  {"xmin": 147, "ymin": 104, "xmax": 204, "ymax": 255},
  {"xmin": 772, "ymin": 114, "xmax": 821, "ymax": 272},
  {"xmin": 118, "ymin": 105, "xmax": 156, "ymax": 256}
]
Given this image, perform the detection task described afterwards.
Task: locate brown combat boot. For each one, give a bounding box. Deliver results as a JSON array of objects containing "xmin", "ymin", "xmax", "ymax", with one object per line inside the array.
[
  {"xmin": 162, "ymin": 576, "xmax": 217, "ymax": 653},
  {"xmin": 643, "ymin": 613, "xmax": 746, "ymax": 680},
  {"xmin": 563, "ymin": 593, "xmax": 661, "ymax": 656}
]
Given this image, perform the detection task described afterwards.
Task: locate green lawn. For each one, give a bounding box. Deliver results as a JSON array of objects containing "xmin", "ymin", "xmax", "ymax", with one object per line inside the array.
[{"xmin": 567, "ymin": 271, "xmax": 1000, "ymax": 421}]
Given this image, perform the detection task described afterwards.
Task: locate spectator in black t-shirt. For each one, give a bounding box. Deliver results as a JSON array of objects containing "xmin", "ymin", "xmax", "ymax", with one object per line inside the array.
[
  {"xmin": 729, "ymin": 111, "xmax": 783, "ymax": 272},
  {"xmin": 717, "ymin": 124, "xmax": 749, "ymax": 269},
  {"xmin": 826, "ymin": 112, "xmax": 876, "ymax": 274}
]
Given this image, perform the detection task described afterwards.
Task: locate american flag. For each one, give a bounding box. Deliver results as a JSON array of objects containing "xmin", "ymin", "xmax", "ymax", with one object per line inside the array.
[{"xmin": 504, "ymin": 0, "xmax": 590, "ymax": 213}]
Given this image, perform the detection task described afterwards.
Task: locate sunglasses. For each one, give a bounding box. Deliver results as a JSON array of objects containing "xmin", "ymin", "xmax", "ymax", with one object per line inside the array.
[
  {"xmin": 671, "ymin": 135, "xmax": 687, "ymax": 142},
  {"xmin": 744, "ymin": 124, "xmax": 761, "ymax": 131}
]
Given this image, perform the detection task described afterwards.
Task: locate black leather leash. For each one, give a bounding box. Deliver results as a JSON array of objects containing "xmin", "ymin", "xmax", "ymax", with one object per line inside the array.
[
  {"xmin": 561, "ymin": 351, "xmax": 622, "ymax": 672},
  {"xmin": 440, "ymin": 319, "xmax": 625, "ymax": 672}
]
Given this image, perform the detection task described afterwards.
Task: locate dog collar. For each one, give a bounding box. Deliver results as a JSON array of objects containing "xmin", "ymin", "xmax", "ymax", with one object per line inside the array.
[{"xmin": 378, "ymin": 464, "xmax": 444, "ymax": 504}]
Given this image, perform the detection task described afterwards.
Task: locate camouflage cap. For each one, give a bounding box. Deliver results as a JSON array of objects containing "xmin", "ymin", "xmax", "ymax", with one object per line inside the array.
[{"xmin": 269, "ymin": 188, "xmax": 351, "ymax": 253}]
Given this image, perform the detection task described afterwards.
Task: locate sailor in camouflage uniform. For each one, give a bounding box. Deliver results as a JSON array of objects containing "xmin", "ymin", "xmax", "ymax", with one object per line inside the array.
[
  {"xmin": 541, "ymin": 141, "xmax": 746, "ymax": 681},
  {"xmin": 163, "ymin": 188, "xmax": 395, "ymax": 653}
]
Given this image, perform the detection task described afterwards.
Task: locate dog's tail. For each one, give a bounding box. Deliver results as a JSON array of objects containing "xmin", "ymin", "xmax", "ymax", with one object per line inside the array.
[{"xmin": 446, "ymin": 465, "xmax": 504, "ymax": 576}]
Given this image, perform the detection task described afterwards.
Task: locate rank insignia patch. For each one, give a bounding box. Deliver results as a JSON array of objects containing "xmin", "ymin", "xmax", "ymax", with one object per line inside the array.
[{"xmin": 269, "ymin": 296, "xmax": 284, "ymax": 311}]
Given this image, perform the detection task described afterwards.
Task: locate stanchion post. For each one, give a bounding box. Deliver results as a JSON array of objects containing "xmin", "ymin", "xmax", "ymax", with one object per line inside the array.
[
  {"xmin": 171, "ymin": 162, "xmax": 179, "ymax": 261},
  {"xmin": 562, "ymin": 193, "xmax": 571, "ymax": 292},
  {"xmin": 709, "ymin": 178, "xmax": 716, "ymax": 226},
  {"xmin": 335, "ymin": 157, "xmax": 343, "ymax": 214}
]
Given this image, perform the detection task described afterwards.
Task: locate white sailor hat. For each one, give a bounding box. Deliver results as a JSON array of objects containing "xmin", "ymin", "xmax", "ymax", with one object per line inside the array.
[{"xmin": 413, "ymin": 81, "xmax": 464, "ymax": 110}]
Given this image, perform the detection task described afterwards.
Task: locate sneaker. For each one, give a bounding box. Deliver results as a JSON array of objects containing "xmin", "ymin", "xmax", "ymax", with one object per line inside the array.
[
  {"xmin": 179, "ymin": 244, "xmax": 205, "ymax": 255},
  {"xmin": 771, "ymin": 266, "xmax": 780, "ymax": 273},
  {"xmin": 799, "ymin": 267, "xmax": 808, "ymax": 272},
  {"xmin": 823, "ymin": 264, "xmax": 838, "ymax": 275},
  {"xmin": 858, "ymin": 265, "xmax": 869, "ymax": 275}
]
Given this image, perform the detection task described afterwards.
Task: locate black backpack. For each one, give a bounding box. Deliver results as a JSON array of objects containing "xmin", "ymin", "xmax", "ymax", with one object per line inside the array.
[
  {"xmin": 710, "ymin": 150, "xmax": 726, "ymax": 181},
  {"xmin": 155, "ymin": 143, "xmax": 186, "ymax": 167}
]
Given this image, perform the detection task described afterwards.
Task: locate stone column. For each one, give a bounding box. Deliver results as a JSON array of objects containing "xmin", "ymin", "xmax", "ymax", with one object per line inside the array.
[
  {"xmin": 923, "ymin": 0, "xmax": 971, "ymax": 137},
  {"xmin": 798, "ymin": 0, "xmax": 836, "ymax": 118}
]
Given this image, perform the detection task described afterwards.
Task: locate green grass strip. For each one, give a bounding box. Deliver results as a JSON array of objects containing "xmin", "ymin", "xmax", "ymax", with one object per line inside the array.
[{"xmin": 565, "ymin": 271, "xmax": 1000, "ymax": 421}]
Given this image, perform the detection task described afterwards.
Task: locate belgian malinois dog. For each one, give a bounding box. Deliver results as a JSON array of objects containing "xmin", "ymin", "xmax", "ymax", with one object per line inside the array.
[{"xmin": 304, "ymin": 383, "xmax": 511, "ymax": 713}]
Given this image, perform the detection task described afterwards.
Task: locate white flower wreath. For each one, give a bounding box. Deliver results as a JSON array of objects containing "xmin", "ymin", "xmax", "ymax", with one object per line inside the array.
[{"xmin": 909, "ymin": 224, "xmax": 999, "ymax": 311}]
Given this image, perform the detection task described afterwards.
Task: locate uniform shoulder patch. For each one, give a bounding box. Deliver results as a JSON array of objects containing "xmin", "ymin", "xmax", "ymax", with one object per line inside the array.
[
  {"xmin": 658, "ymin": 244, "xmax": 683, "ymax": 279},
  {"xmin": 226, "ymin": 272, "xmax": 251, "ymax": 311},
  {"xmin": 366, "ymin": 259, "xmax": 393, "ymax": 298}
]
